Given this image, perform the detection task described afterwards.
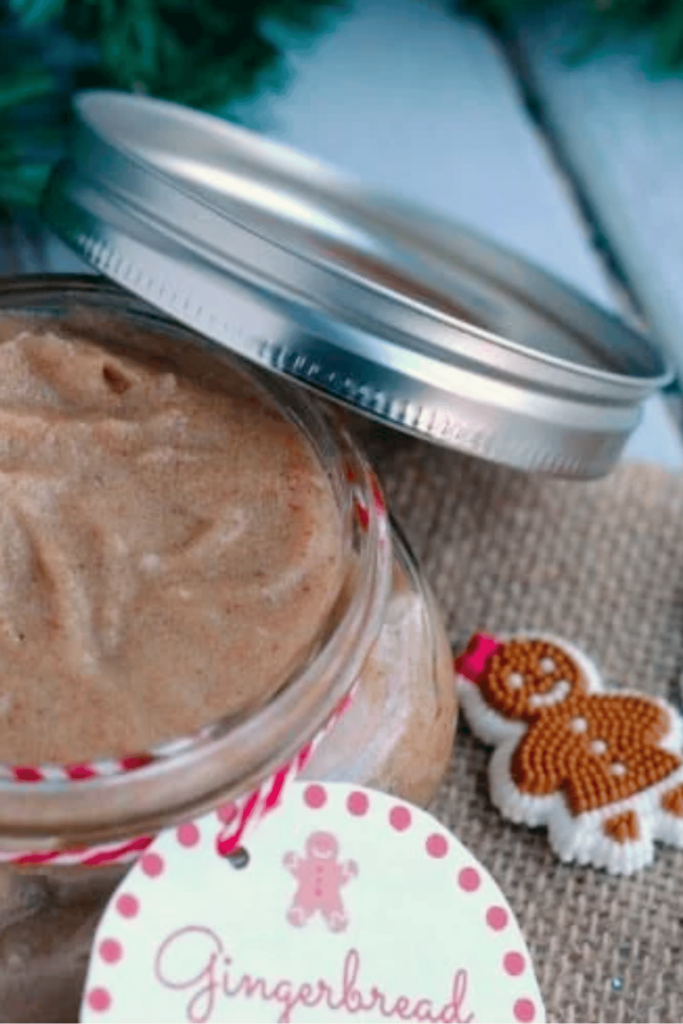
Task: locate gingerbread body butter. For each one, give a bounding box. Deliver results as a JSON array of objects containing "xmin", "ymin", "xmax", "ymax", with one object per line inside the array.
[
  {"xmin": 0, "ymin": 279, "xmax": 456, "ymax": 1022},
  {"xmin": 0, "ymin": 312, "xmax": 346, "ymax": 764}
]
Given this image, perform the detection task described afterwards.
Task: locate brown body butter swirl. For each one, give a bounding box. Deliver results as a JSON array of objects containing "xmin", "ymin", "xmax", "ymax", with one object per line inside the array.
[{"xmin": 0, "ymin": 315, "xmax": 345, "ymax": 764}]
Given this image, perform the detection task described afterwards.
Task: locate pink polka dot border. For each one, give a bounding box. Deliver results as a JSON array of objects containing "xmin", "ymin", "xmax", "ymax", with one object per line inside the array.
[
  {"xmin": 514, "ymin": 997, "xmax": 537, "ymax": 1022},
  {"xmin": 504, "ymin": 952, "xmax": 526, "ymax": 977},
  {"xmin": 389, "ymin": 805, "xmax": 412, "ymax": 831},
  {"xmin": 99, "ymin": 938, "xmax": 123, "ymax": 965},
  {"xmin": 177, "ymin": 823, "xmax": 200, "ymax": 848},
  {"xmin": 303, "ymin": 783, "xmax": 327, "ymax": 809},
  {"xmin": 216, "ymin": 802, "xmax": 237, "ymax": 825},
  {"xmin": 486, "ymin": 905, "xmax": 509, "ymax": 930},
  {"xmin": 426, "ymin": 833, "xmax": 449, "ymax": 858},
  {"xmin": 458, "ymin": 866, "xmax": 481, "ymax": 892},
  {"xmin": 87, "ymin": 987, "xmax": 112, "ymax": 1013},
  {"xmin": 115, "ymin": 893, "xmax": 139, "ymax": 919},
  {"xmin": 347, "ymin": 790, "xmax": 369, "ymax": 816},
  {"xmin": 141, "ymin": 853, "xmax": 164, "ymax": 878}
]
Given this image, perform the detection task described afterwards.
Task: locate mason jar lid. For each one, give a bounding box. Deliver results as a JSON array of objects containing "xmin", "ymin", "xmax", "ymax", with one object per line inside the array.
[{"xmin": 42, "ymin": 90, "xmax": 672, "ymax": 479}]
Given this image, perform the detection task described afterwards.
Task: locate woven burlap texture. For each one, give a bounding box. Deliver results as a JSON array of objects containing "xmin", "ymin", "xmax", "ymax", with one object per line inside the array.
[{"xmin": 372, "ymin": 434, "xmax": 683, "ymax": 1024}]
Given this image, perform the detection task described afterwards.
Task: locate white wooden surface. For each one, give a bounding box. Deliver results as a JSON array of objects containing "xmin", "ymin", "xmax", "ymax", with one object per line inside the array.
[
  {"xmin": 254, "ymin": 0, "xmax": 616, "ymax": 304},
  {"xmin": 515, "ymin": 9, "xmax": 683, "ymax": 382},
  {"xmin": 3, "ymin": 0, "xmax": 681, "ymax": 468}
]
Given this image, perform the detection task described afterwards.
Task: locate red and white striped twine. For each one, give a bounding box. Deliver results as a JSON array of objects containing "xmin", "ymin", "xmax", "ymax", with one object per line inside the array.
[
  {"xmin": 0, "ymin": 687, "xmax": 355, "ymax": 868},
  {"xmin": 215, "ymin": 686, "xmax": 355, "ymax": 858}
]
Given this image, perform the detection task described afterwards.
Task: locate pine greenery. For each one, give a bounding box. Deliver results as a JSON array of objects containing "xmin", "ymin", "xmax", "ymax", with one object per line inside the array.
[
  {"xmin": 0, "ymin": 0, "xmax": 348, "ymax": 217},
  {"xmin": 460, "ymin": 0, "xmax": 683, "ymax": 72}
]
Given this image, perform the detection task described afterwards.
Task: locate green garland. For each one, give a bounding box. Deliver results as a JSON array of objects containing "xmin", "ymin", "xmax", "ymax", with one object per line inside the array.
[
  {"xmin": 459, "ymin": 0, "xmax": 683, "ymax": 70},
  {"xmin": 0, "ymin": 0, "xmax": 348, "ymax": 218}
]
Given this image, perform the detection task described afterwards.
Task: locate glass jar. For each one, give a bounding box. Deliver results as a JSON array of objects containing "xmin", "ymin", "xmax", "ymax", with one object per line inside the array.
[{"xmin": 0, "ymin": 276, "xmax": 456, "ymax": 1022}]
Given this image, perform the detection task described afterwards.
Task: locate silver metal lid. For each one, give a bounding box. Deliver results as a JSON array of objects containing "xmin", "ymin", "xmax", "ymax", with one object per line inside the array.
[{"xmin": 42, "ymin": 90, "xmax": 672, "ymax": 478}]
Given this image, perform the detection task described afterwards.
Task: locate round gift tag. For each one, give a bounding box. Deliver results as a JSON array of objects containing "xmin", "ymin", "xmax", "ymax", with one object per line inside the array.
[{"xmin": 81, "ymin": 783, "xmax": 544, "ymax": 1024}]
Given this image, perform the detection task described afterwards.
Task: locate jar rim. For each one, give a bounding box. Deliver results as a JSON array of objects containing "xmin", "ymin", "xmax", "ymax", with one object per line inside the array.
[{"xmin": 0, "ymin": 275, "xmax": 392, "ymax": 850}]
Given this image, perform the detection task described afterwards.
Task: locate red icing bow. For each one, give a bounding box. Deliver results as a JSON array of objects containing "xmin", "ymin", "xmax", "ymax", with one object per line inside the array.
[{"xmin": 454, "ymin": 633, "xmax": 502, "ymax": 683}]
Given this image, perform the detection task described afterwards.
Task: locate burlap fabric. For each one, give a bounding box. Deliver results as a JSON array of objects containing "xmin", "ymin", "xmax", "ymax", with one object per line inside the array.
[{"xmin": 370, "ymin": 432, "xmax": 683, "ymax": 1024}]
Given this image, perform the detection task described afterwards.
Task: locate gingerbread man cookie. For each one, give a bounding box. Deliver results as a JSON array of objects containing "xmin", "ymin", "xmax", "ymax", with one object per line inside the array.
[
  {"xmin": 455, "ymin": 633, "xmax": 683, "ymax": 874},
  {"xmin": 283, "ymin": 830, "xmax": 358, "ymax": 931}
]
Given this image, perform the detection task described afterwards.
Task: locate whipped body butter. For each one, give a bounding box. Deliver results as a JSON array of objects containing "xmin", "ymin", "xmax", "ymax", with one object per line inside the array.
[
  {"xmin": 0, "ymin": 294, "xmax": 454, "ymax": 789},
  {"xmin": 0, "ymin": 89, "xmax": 668, "ymax": 1021},
  {"xmin": 0, "ymin": 281, "xmax": 455, "ymax": 1023}
]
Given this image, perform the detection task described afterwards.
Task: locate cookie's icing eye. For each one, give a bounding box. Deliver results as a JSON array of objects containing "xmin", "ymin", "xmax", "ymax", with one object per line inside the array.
[
  {"xmin": 610, "ymin": 762, "xmax": 627, "ymax": 777},
  {"xmin": 540, "ymin": 657, "xmax": 556, "ymax": 673},
  {"xmin": 507, "ymin": 672, "xmax": 524, "ymax": 689}
]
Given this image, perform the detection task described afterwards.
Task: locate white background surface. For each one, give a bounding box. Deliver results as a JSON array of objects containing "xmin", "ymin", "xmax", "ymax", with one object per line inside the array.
[{"xmin": 516, "ymin": 9, "xmax": 683, "ymax": 382}]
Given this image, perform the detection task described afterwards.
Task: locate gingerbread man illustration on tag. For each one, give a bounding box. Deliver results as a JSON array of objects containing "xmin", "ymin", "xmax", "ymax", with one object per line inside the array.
[
  {"xmin": 283, "ymin": 831, "xmax": 358, "ymax": 931},
  {"xmin": 456, "ymin": 633, "xmax": 683, "ymax": 874}
]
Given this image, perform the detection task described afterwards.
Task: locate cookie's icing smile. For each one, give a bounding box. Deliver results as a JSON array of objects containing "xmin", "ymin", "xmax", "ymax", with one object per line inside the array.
[{"xmin": 528, "ymin": 679, "xmax": 573, "ymax": 709}]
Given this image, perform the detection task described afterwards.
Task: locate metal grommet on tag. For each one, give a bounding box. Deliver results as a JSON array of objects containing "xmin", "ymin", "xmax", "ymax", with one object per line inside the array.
[{"xmin": 224, "ymin": 847, "xmax": 250, "ymax": 869}]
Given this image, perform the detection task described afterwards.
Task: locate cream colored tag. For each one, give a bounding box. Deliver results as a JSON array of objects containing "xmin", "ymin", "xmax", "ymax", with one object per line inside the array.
[{"xmin": 81, "ymin": 782, "xmax": 544, "ymax": 1024}]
